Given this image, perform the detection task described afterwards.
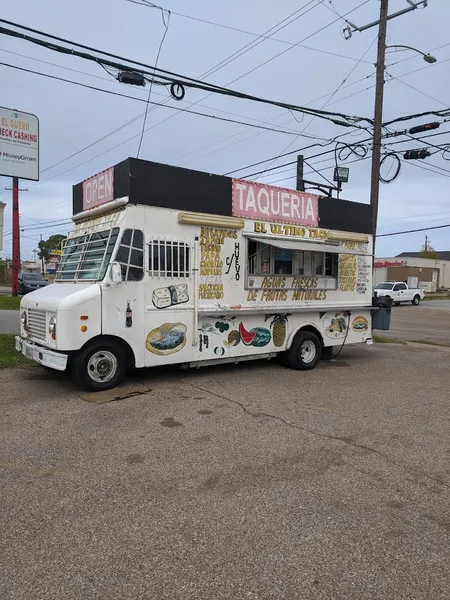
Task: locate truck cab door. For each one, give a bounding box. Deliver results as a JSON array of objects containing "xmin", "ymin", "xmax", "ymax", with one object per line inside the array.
[{"xmin": 393, "ymin": 283, "xmax": 407, "ymax": 300}]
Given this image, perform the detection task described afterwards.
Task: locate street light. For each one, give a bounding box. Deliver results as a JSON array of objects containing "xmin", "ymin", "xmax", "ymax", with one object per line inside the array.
[{"xmin": 386, "ymin": 44, "xmax": 437, "ymax": 63}]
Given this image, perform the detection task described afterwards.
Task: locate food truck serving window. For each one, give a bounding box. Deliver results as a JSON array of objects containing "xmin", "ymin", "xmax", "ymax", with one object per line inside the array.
[
  {"xmin": 149, "ymin": 240, "xmax": 190, "ymax": 278},
  {"xmin": 248, "ymin": 240, "xmax": 337, "ymax": 278}
]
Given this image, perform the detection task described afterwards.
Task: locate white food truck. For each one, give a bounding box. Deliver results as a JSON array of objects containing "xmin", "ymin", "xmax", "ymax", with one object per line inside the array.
[{"xmin": 16, "ymin": 158, "xmax": 378, "ymax": 391}]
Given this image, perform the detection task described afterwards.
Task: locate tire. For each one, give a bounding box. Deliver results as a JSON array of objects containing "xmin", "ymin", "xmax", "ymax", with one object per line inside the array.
[
  {"xmin": 412, "ymin": 295, "xmax": 421, "ymax": 306},
  {"xmin": 71, "ymin": 340, "xmax": 125, "ymax": 392},
  {"xmin": 394, "ymin": 302, "xmax": 400, "ymax": 306},
  {"xmin": 284, "ymin": 331, "xmax": 321, "ymax": 371},
  {"xmin": 320, "ymin": 346, "xmax": 335, "ymax": 361}
]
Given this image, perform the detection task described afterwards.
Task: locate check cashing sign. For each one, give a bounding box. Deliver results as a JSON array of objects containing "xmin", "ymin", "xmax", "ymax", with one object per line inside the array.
[{"xmin": 0, "ymin": 106, "xmax": 39, "ymax": 181}]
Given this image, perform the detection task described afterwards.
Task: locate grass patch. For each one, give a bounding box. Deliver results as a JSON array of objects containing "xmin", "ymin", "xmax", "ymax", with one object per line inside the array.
[
  {"xmin": 423, "ymin": 295, "xmax": 450, "ymax": 301},
  {"xmin": 373, "ymin": 335, "xmax": 406, "ymax": 345},
  {"xmin": 411, "ymin": 339, "xmax": 450, "ymax": 348},
  {"xmin": 0, "ymin": 334, "xmax": 33, "ymax": 369},
  {"xmin": 0, "ymin": 296, "xmax": 21, "ymax": 310}
]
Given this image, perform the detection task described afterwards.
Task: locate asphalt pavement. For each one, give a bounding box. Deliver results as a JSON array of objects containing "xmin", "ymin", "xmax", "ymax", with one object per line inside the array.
[
  {"xmin": 375, "ymin": 302, "xmax": 450, "ymax": 345},
  {"xmin": 0, "ymin": 343, "xmax": 449, "ymax": 599}
]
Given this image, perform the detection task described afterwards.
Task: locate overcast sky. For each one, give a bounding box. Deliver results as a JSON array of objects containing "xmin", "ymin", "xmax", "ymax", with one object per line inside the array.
[{"xmin": 1, "ymin": 0, "xmax": 450, "ymax": 260}]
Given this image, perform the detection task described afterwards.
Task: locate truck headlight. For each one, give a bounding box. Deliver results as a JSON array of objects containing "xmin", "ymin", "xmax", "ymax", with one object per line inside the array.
[
  {"xmin": 49, "ymin": 316, "xmax": 57, "ymax": 339},
  {"xmin": 21, "ymin": 310, "xmax": 28, "ymax": 330}
]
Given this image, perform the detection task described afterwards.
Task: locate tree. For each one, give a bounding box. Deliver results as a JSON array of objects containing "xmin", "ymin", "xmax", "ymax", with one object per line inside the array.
[
  {"xmin": 419, "ymin": 237, "xmax": 439, "ymax": 259},
  {"xmin": 38, "ymin": 234, "xmax": 67, "ymax": 264}
]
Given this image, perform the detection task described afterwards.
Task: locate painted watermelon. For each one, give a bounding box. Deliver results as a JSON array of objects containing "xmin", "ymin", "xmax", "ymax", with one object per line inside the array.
[
  {"xmin": 239, "ymin": 322, "xmax": 257, "ymax": 346},
  {"xmin": 249, "ymin": 327, "xmax": 271, "ymax": 347}
]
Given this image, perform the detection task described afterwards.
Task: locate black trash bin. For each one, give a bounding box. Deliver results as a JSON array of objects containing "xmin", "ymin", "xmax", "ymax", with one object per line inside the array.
[
  {"xmin": 372, "ymin": 295, "xmax": 393, "ymax": 330},
  {"xmin": 372, "ymin": 295, "xmax": 393, "ymax": 309}
]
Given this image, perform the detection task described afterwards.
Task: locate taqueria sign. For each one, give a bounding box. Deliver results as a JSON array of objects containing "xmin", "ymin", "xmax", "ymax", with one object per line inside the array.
[{"xmin": 232, "ymin": 179, "xmax": 319, "ymax": 227}]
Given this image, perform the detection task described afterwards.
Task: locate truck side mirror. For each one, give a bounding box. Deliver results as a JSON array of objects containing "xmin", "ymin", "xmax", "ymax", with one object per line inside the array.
[{"xmin": 109, "ymin": 262, "xmax": 123, "ymax": 284}]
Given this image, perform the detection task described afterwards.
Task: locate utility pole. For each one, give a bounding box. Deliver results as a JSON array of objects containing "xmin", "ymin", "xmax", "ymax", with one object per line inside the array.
[
  {"xmin": 345, "ymin": 1, "xmax": 430, "ymax": 255},
  {"xmin": 370, "ymin": 0, "xmax": 389, "ymax": 256},
  {"xmin": 40, "ymin": 234, "xmax": 45, "ymax": 275},
  {"xmin": 296, "ymin": 155, "xmax": 305, "ymax": 191},
  {"xmin": 11, "ymin": 177, "xmax": 20, "ymax": 296},
  {"xmin": 5, "ymin": 180, "xmax": 28, "ymax": 295},
  {"xmin": 424, "ymin": 235, "xmax": 428, "ymax": 252}
]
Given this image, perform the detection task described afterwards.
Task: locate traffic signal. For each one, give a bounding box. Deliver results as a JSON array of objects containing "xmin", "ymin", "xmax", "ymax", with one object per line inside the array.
[
  {"xmin": 408, "ymin": 122, "xmax": 440, "ymax": 135},
  {"xmin": 403, "ymin": 149, "xmax": 431, "ymax": 160}
]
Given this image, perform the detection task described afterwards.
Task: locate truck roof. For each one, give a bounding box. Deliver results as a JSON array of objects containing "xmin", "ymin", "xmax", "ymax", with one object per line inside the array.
[{"xmin": 73, "ymin": 157, "xmax": 373, "ymax": 236}]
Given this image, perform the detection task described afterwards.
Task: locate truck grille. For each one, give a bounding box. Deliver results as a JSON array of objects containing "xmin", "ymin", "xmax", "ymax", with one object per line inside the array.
[{"xmin": 28, "ymin": 309, "xmax": 47, "ymax": 341}]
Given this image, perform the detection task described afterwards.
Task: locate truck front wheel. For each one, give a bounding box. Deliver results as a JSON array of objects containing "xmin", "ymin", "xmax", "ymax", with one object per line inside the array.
[
  {"xmin": 412, "ymin": 295, "xmax": 421, "ymax": 306},
  {"xmin": 72, "ymin": 340, "xmax": 125, "ymax": 392}
]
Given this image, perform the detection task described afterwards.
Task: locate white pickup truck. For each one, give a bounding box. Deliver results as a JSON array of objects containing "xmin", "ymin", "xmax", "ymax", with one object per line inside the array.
[{"xmin": 374, "ymin": 281, "xmax": 425, "ymax": 305}]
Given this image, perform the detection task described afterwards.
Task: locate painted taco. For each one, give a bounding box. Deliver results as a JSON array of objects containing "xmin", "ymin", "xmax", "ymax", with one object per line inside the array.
[
  {"xmin": 352, "ymin": 316, "xmax": 369, "ymax": 331},
  {"xmin": 146, "ymin": 322, "xmax": 187, "ymax": 355}
]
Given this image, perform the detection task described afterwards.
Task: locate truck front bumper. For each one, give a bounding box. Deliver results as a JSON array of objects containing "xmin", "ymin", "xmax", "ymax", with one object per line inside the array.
[{"xmin": 15, "ymin": 337, "xmax": 68, "ymax": 371}]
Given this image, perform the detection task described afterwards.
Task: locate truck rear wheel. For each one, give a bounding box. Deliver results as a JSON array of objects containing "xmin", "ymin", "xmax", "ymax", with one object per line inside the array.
[
  {"xmin": 412, "ymin": 295, "xmax": 421, "ymax": 306},
  {"xmin": 284, "ymin": 331, "xmax": 321, "ymax": 370},
  {"xmin": 71, "ymin": 340, "xmax": 125, "ymax": 392}
]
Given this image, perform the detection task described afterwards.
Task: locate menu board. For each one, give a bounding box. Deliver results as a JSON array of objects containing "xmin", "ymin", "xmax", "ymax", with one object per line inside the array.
[{"xmin": 357, "ymin": 256, "xmax": 371, "ymax": 295}]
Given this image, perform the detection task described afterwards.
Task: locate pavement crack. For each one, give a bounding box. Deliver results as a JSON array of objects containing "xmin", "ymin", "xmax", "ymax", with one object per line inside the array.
[{"xmin": 189, "ymin": 383, "xmax": 450, "ymax": 492}]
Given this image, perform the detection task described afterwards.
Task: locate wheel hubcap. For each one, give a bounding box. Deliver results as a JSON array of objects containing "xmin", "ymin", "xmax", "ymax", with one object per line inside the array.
[
  {"xmin": 87, "ymin": 351, "xmax": 118, "ymax": 383},
  {"xmin": 300, "ymin": 340, "xmax": 316, "ymax": 364}
]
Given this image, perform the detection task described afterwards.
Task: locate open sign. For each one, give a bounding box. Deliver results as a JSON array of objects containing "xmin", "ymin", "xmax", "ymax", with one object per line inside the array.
[{"xmin": 82, "ymin": 166, "xmax": 114, "ymax": 211}]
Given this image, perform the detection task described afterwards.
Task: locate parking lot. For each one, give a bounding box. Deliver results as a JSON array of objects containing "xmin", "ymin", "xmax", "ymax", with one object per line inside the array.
[
  {"xmin": 1, "ymin": 343, "xmax": 449, "ymax": 599},
  {"xmin": 374, "ymin": 300, "xmax": 450, "ymax": 345}
]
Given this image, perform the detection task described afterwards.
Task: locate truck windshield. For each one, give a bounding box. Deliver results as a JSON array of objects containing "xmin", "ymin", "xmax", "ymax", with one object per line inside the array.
[
  {"xmin": 56, "ymin": 228, "xmax": 119, "ymax": 281},
  {"xmin": 375, "ymin": 283, "xmax": 394, "ymax": 290}
]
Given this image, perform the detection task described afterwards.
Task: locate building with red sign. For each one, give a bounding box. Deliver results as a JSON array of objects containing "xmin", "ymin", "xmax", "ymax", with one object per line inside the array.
[{"xmin": 373, "ymin": 254, "xmax": 450, "ymax": 291}]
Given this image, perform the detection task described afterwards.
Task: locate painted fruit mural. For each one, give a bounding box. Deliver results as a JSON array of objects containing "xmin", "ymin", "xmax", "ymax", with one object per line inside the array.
[
  {"xmin": 239, "ymin": 322, "xmax": 271, "ymax": 347},
  {"xmin": 239, "ymin": 322, "xmax": 256, "ymax": 345},
  {"xmin": 249, "ymin": 327, "xmax": 271, "ymax": 347},
  {"xmin": 266, "ymin": 313, "xmax": 291, "ymax": 347},
  {"xmin": 224, "ymin": 330, "xmax": 241, "ymax": 347}
]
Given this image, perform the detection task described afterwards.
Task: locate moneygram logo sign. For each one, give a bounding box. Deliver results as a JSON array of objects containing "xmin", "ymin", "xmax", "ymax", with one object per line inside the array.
[{"xmin": 0, "ymin": 106, "xmax": 39, "ymax": 181}]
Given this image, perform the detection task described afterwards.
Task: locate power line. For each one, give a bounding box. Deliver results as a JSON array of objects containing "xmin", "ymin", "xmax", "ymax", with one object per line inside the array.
[
  {"xmin": 0, "ymin": 61, "xmax": 307, "ymax": 136},
  {"xmin": 175, "ymin": 26, "xmax": 440, "ymax": 170},
  {"xmin": 0, "ymin": 21, "xmax": 372, "ymax": 126},
  {"xmin": 121, "ymin": 2, "xmax": 326, "ymax": 161},
  {"xmin": 0, "ymin": 7, "xmax": 372, "ymax": 210},
  {"xmin": 256, "ymin": 32, "xmax": 377, "ymax": 176},
  {"xmin": 3, "ymin": 219, "xmax": 73, "ymax": 237},
  {"xmin": 377, "ymin": 224, "xmax": 450, "ymax": 237},
  {"xmin": 215, "ymin": 0, "xmax": 372, "ymax": 90},
  {"xmin": 136, "ymin": 4, "xmax": 171, "ymax": 157},
  {"xmin": 0, "ymin": 6, "xmax": 317, "ymax": 202},
  {"xmin": 404, "ymin": 160, "xmax": 450, "ymax": 179},
  {"xmin": 184, "ymin": 1, "xmax": 322, "ymax": 81},
  {"xmin": 126, "ymin": 0, "xmax": 374, "ymax": 66}
]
